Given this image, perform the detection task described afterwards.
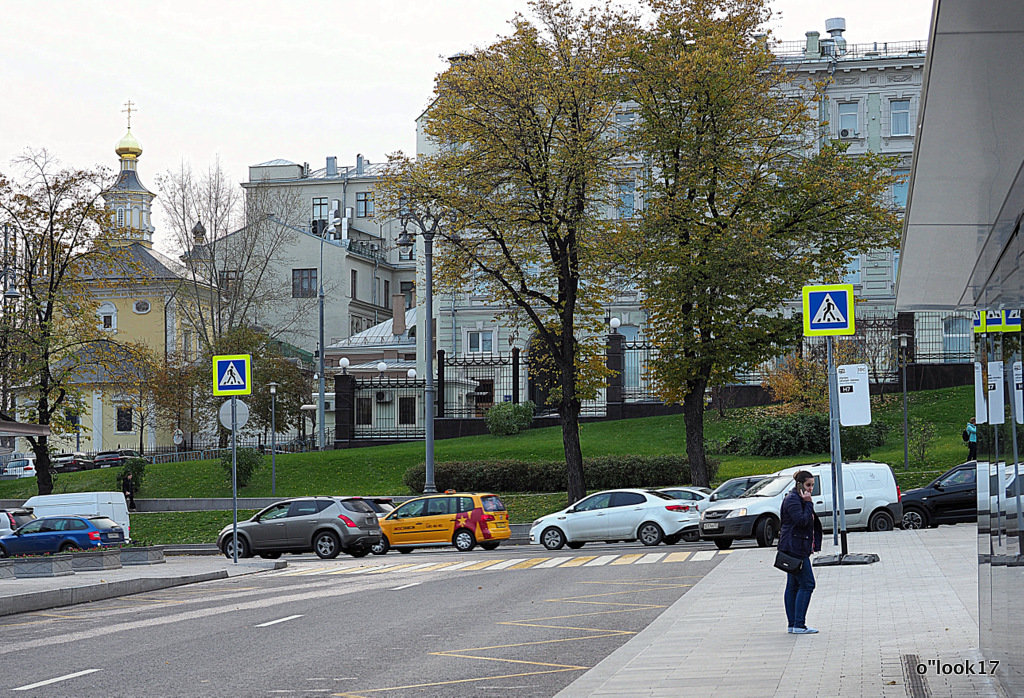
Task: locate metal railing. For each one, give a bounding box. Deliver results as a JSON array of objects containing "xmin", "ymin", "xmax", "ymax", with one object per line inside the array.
[{"xmin": 353, "ymin": 376, "xmax": 426, "ymax": 439}]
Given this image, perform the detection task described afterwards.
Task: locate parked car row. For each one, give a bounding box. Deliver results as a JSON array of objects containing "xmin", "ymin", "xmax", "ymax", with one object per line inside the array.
[{"xmin": 217, "ymin": 491, "xmax": 511, "ymax": 560}]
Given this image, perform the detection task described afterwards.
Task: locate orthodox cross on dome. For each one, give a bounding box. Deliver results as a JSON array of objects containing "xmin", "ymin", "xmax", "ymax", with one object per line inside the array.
[{"xmin": 122, "ymin": 99, "xmax": 136, "ymax": 129}]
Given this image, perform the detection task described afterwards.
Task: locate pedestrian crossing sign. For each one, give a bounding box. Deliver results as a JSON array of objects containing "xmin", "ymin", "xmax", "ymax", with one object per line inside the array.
[
  {"xmin": 212, "ymin": 354, "xmax": 251, "ymax": 396},
  {"xmin": 973, "ymin": 311, "xmax": 986, "ymax": 334},
  {"xmin": 802, "ymin": 284, "xmax": 855, "ymax": 337},
  {"xmin": 1006, "ymin": 310, "xmax": 1023, "ymax": 332}
]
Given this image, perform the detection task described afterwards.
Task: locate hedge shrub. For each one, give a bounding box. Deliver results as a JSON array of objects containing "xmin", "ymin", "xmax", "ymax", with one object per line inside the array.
[
  {"xmin": 485, "ymin": 401, "xmax": 536, "ymax": 436},
  {"xmin": 116, "ymin": 457, "xmax": 147, "ymax": 493},
  {"xmin": 744, "ymin": 412, "xmax": 889, "ymax": 459},
  {"xmin": 402, "ymin": 454, "xmax": 718, "ymax": 493},
  {"xmin": 219, "ymin": 447, "xmax": 262, "ymax": 488}
]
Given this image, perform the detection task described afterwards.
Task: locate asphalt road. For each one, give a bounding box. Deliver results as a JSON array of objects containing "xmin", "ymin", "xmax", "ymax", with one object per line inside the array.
[{"xmin": 0, "ymin": 540, "xmax": 739, "ymax": 697}]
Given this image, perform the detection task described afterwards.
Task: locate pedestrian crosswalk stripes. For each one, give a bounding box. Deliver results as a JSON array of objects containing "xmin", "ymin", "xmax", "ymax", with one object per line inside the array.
[{"xmin": 266, "ymin": 550, "xmax": 729, "ymax": 578}]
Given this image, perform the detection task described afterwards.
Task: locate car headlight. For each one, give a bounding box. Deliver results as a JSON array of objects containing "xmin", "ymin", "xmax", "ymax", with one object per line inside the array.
[
  {"xmin": 532, "ymin": 519, "xmax": 544, "ymax": 527},
  {"xmin": 725, "ymin": 508, "xmax": 747, "ymax": 518}
]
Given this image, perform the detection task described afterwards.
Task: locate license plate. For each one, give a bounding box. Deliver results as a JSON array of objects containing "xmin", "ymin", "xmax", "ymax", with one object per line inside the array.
[
  {"xmin": 703, "ymin": 522, "xmax": 720, "ymax": 530},
  {"xmin": 108, "ymin": 533, "xmax": 122, "ymax": 539}
]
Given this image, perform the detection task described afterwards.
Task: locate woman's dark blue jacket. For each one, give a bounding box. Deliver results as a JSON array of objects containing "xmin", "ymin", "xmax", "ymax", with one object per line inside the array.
[{"xmin": 778, "ymin": 487, "xmax": 823, "ymax": 558}]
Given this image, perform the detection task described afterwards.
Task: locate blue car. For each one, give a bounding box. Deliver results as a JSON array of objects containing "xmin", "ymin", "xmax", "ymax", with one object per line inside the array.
[{"xmin": 0, "ymin": 515, "xmax": 125, "ymax": 556}]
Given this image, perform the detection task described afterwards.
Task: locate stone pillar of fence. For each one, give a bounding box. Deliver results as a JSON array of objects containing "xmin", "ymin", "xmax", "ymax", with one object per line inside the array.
[
  {"xmin": 606, "ymin": 331, "xmax": 624, "ymax": 420},
  {"xmin": 436, "ymin": 349, "xmax": 446, "ymax": 418},
  {"xmin": 334, "ymin": 373, "xmax": 356, "ymax": 445},
  {"xmin": 512, "ymin": 347, "xmax": 521, "ymax": 404}
]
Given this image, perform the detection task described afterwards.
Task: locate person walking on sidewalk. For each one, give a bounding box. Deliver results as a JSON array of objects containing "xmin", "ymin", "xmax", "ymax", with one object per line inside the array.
[
  {"xmin": 966, "ymin": 417, "xmax": 978, "ymax": 461},
  {"xmin": 779, "ymin": 470, "xmax": 823, "ymax": 635}
]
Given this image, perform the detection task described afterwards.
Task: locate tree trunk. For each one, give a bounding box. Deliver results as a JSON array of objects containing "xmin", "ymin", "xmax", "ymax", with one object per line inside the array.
[
  {"xmin": 560, "ymin": 402, "xmax": 586, "ymax": 503},
  {"xmin": 31, "ymin": 437, "xmax": 54, "ymax": 495},
  {"xmin": 683, "ymin": 377, "xmax": 709, "ymax": 487}
]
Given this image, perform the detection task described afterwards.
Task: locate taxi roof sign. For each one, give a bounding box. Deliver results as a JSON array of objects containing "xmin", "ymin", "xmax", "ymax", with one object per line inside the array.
[
  {"xmin": 802, "ymin": 284, "xmax": 855, "ymax": 337},
  {"xmin": 213, "ymin": 354, "xmax": 252, "ymax": 396}
]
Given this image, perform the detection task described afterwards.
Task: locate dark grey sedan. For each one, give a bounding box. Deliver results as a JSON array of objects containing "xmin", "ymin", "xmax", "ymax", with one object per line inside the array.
[{"xmin": 217, "ymin": 496, "xmax": 381, "ymax": 560}]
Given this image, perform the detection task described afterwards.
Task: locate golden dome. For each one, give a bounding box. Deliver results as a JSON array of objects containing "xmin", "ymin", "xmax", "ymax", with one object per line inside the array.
[{"xmin": 115, "ymin": 129, "xmax": 142, "ymax": 158}]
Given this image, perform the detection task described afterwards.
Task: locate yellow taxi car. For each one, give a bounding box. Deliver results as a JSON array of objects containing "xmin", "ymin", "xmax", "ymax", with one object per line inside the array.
[{"xmin": 372, "ymin": 491, "xmax": 510, "ymax": 554}]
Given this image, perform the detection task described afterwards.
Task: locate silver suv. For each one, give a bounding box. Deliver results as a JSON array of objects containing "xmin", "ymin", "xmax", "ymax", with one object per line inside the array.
[
  {"xmin": 217, "ymin": 497, "xmax": 381, "ymax": 560},
  {"xmin": 0, "ymin": 508, "xmax": 35, "ymax": 537}
]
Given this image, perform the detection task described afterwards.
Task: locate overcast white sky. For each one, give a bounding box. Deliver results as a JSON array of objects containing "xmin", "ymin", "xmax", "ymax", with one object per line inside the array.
[{"xmin": 0, "ymin": 0, "xmax": 933, "ymax": 244}]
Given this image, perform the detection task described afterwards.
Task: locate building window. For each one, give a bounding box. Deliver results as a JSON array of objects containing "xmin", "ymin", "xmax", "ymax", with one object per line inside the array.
[
  {"xmin": 838, "ymin": 103, "xmax": 858, "ymax": 137},
  {"xmin": 312, "ymin": 197, "xmax": 328, "ymax": 222},
  {"xmin": 468, "ymin": 330, "xmax": 494, "ymax": 353},
  {"xmin": 218, "ymin": 269, "xmax": 243, "ymax": 296},
  {"xmin": 842, "ymin": 255, "xmax": 861, "ymax": 285},
  {"xmin": 398, "ymin": 396, "xmax": 416, "ymax": 425},
  {"xmin": 943, "ymin": 316, "xmax": 971, "ymax": 362},
  {"xmin": 356, "ymin": 397, "xmax": 373, "ymax": 425},
  {"xmin": 616, "ymin": 182, "xmax": 635, "ymax": 219},
  {"xmin": 384, "ymin": 279, "xmax": 390, "ymax": 304},
  {"xmin": 890, "ymin": 99, "xmax": 911, "ymax": 136},
  {"xmin": 892, "ymin": 168, "xmax": 910, "ymax": 209},
  {"xmin": 356, "ymin": 192, "xmax": 374, "ymax": 217},
  {"xmin": 116, "ymin": 407, "xmax": 133, "ymax": 433},
  {"xmin": 615, "ymin": 110, "xmax": 636, "ymax": 132},
  {"xmin": 351, "ymin": 269, "xmax": 358, "ymax": 299},
  {"xmin": 292, "ymin": 268, "xmax": 317, "ymax": 298},
  {"xmin": 116, "ymin": 207, "xmax": 125, "ymax": 228},
  {"xmin": 400, "ymin": 281, "xmax": 414, "ymax": 309},
  {"xmin": 97, "ymin": 302, "xmax": 117, "ymax": 331},
  {"xmin": 183, "ymin": 329, "xmax": 193, "ymax": 362},
  {"xmin": 132, "ymin": 299, "xmax": 151, "ymax": 314},
  {"xmin": 893, "ymin": 250, "xmax": 901, "ymax": 284}
]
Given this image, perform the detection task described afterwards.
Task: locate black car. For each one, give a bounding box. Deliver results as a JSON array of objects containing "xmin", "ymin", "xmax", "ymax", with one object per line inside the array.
[
  {"xmin": 52, "ymin": 452, "xmax": 95, "ymax": 472},
  {"xmin": 93, "ymin": 449, "xmax": 140, "ymax": 468},
  {"xmin": 901, "ymin": 462, "xmax": 977, "ymax": 529}
]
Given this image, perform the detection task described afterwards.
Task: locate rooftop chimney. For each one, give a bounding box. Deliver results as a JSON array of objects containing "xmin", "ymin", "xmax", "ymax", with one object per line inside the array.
[
  {"xmin": 804, "ymin": 31, "xmax": 821, "ymax": 59},
  {"xmin": 356, "ymin": 154, "xmax": 364, "ymax": 175},
  {"xmin": 326, "ymin": 156, "xmax": 337, "ymax": 177},
  {"xmin": 392, "ymin": 294, "xmax": 407, "ymax": 336}
]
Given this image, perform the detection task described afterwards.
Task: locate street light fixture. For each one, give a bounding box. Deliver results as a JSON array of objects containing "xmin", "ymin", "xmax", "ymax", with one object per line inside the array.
[
  {"xmin": 339, "ymin": 357, "xmax": 349, "ymax": 375},
  {"xmin": 268, "ymin": 381, "xmax": 279, "ymax": 495},
  {"xmin": 396, "ymin": 222, "xmax": 437, "ymax": 494},
  {"xmin": 317, "ymin": 211, "xmax": 342, "ymax": 452}
]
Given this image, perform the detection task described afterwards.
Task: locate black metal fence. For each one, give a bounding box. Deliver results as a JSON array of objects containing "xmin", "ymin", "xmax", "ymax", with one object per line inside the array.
[{"xmin": 353, "ymin": 376, "xmax": 426, "ymax": 439}]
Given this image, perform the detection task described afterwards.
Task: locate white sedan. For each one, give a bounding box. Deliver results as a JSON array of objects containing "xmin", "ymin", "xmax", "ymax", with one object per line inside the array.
[{"xmin": 529, "ymin": 488, "xmax": 700, "ymax": 550}]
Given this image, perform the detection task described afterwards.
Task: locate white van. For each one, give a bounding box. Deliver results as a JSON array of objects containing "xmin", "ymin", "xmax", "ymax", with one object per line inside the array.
[
  {"xmin": 699, "ymin": 461, "xmax": 902, "ymax": 550},
  {"xmin": 23, "ymin": 492, "xmax": 131, "ymax": 541}
]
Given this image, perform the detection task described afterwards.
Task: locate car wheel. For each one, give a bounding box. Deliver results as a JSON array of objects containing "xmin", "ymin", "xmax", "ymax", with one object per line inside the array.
[
  {"xmin": 223, "ymin": 536, "xmax": 250, "ymax": 559},
  {"xmin": 480, "ymin": 541, "xmax": 500, "ymax": 551},
  {"xmin": 541, "ymin": 527, "xmax": 566, "ymax": 550},
  {"xmin": 348, "ymin": 547, "xmax": 370, "ymax": 558},
  {"xmin": 397, "ymin": 547, "xmax": 413, "ymax": 554},
  {"xmin": 902, "ymin": 506, "xmax": 929, "ymax": 530},
  {"xmin": 869, "ymin": 510, "xmax": 896, "ymax": 532},
  {"xmin": 714, "ymin": 538, "xmax": 733, "ymax": 550},
  {"xmin": 567, "ymin": 541, "xmax": 586, "ymax": 549},
  {"xmin": 681, "ymin": 530, "xmax": 701, "ymax": 543},
  {"xmin": 453, "ymin": 529, "xmax": 476, "ymax": 552},
  {"xmin": 0, "ymin": 544, "xmax": 7, "ymax": 558},
  {"xmin": 638, "ymin": 521, "xmax": 664, "ymax": 546},
  {"xmin": 59, "ymin": 542, "xmax": 80, "ymax": 553},
  {"xmin": 663, "ymin": 533, "xmax": 682, "ymax": 545},
  {"xmin": 259, "ymin": 552, "xmax": 282, "ymax": 559},
  {"xmin": 755, "ymin": 517, "xmax": 778, "ymax": 547},
  {"xmin": 371, "ymin": 536, "xmax": 390, "ymax": 555},
  {"xmin": 313, "ymin": 531, "xmax": 341, "ymax": 559}
]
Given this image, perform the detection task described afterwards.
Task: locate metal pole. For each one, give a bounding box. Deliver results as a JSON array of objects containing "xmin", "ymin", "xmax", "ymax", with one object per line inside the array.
[
  {"xmin": 424, "ymin": 231, "xmax": 436, "ymax": 494},
  {"xmin": 318, "ymin": 229, "xmax": 326, "ymax": 452},
  {"xmin": 231, "ymin": 395, "xmax": 238, "ymax": 563},
  {"xmin": 271, "ymin": 390, "xmax": 276, "ymax": 496},
  {"xmin": 827, "ymin": 336, "xmax": 849, "ymax": 556},
  {"xmin": 902, "ymin": 344, "xmax": 909, "ymax": 470}
]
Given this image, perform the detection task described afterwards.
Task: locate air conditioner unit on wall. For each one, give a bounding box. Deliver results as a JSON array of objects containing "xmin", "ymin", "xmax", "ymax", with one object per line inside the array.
[
  {"xmin": 375, "ymin": 391, "xmax": 393, "ymax": 403},
  {"xmin": 840, "ymin": 128, "xmax": 858, "ymax": 138}
]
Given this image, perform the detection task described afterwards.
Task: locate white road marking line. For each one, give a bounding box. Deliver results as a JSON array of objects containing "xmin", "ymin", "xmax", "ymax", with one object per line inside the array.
[
  {"xmin": 534, "ymin": 557, "xmax": 568, "ymax": 568},
  {"xmin": 395, "ymin": 563, "xmax": 443, "ymax": 573},
  {"xmin": 255, "ymin": 614, "xmax": 303, "ymax": 628},
  {"xmin": 584, "ymin": 555, "xmax": 619, "ymax": 566},
  {"xmin": 437, "ymin": 560, "xmax": 480, "ymax": 571},
  {"xmin": 691, "ymin": 550, "xmax": 716, "ymax": 561},
  {"xmin": 636, "ymin": 552, "xmax": 667, "ymax": 564},
  {"xmin": 486, "ymin": 558, "xmax": 527, "ymax": 570},
  {"xmin": 14, "ymin": 669, "xmax": 100, "ymax": 691},
  {"xmin": 391, "ymin": 582, "xmax": 421, "ymax": 590}
]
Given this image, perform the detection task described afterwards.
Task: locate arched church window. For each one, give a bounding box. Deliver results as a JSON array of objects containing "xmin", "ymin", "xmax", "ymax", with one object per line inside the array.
[
  {"xmin": 116, "ymin": 208, "xmax": 125, "ymax": 228},
  {"xmin": 97, "ymin": 301, "xmax": 117, "ymax": 331}
]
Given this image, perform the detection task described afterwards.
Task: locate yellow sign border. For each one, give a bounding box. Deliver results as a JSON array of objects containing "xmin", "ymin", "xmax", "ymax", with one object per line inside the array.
[
  {"xmin": 802, "ymin": 284, "xmax": 855, "ymax": 337},
  {"xmin": 212, "ymin": 354, "xmax": 252, "ymax": 396}
]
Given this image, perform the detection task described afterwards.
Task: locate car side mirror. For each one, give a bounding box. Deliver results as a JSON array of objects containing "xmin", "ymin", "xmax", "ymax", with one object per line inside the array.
[
  {"xmin": 933, "ymin": 483, "xmax": 944, "ymax": 491},
  {"xmin": 709, "ymin": 493, "xmax": 718, "ymax": 502}
]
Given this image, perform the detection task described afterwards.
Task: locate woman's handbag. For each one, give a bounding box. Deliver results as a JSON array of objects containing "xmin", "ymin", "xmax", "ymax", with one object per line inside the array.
[{"xmin": 774, "ymin": 550, "xmax": 803, "ymax": 573}]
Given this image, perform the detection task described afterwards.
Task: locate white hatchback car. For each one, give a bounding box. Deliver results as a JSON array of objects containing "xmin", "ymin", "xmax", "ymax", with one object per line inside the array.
[
  {"xmin": 0, "ymin": 457, "xmax": 36, "ymax": 480},
  {"xmin": 530, "ymin": 488, "xmax": 700, "ymax": 549}
]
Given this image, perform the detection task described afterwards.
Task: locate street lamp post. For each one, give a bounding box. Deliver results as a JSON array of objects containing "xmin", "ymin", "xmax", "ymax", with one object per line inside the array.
[
  {"xmin": 396, "ymin": 224, "xmax": 437, "ymax": 494},
  {"xmin": 268, "ymin": 381, "xmax": 279, "ymax": 495},
  {"xmin": 318, "ymin": 212, "xmax": 342, "ymax": 452},
  {"xmin": 895, "ymin": 333, "xmax": 910, "ymax": 470},
  {"xmin": 2, "ymin": 224, "xmax": 22, "ymax": 419}
]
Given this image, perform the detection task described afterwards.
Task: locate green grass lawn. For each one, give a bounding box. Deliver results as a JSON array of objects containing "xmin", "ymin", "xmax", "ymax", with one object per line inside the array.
[{"xmin": 1, "ymin": 384, "xmax": 978, "ymax": 540}]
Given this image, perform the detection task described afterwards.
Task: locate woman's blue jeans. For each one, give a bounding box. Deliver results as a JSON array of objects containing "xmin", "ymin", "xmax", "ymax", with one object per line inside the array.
[{"xmin": 784, "ymin": 556, "xmax": 815, "ymax": 629}]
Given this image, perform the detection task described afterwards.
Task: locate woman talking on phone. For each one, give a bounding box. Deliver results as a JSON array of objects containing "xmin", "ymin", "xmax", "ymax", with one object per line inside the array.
[{"xmin": 778, "ymin": 470, "xmax": 823, "ymax": 634}]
